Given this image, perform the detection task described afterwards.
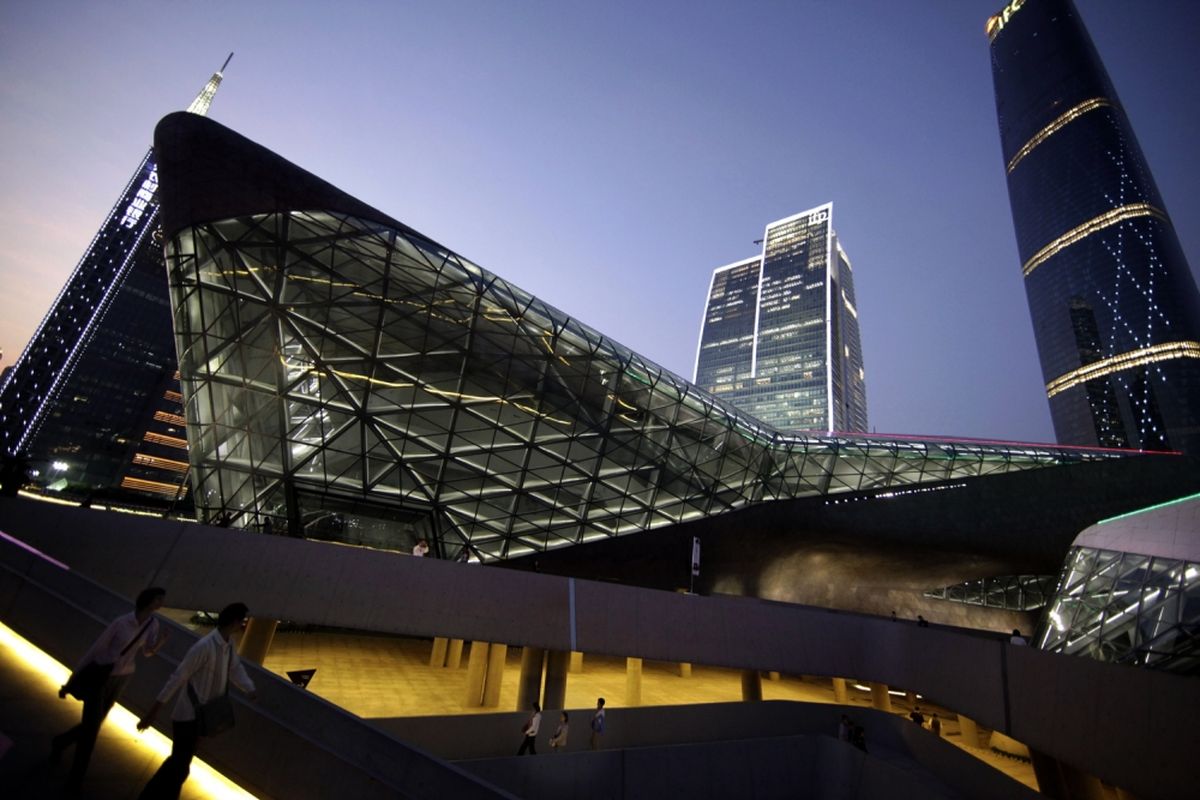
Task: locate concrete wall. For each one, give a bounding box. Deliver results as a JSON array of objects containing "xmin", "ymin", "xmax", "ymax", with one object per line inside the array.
[
  {"xmin": 465, "ymin": 737, "xmax": 957, "ymax": 800},
  {"xmin": 2, "ymin": 497, "xmax": 1197, "ymax": 800},
  {"xmin": 0, "ymin": 532, "xmax": 512, "ymax": 800},
  {"xmin": 374, "ymin": 701, "xmax": 1040, "ymax": 800}
]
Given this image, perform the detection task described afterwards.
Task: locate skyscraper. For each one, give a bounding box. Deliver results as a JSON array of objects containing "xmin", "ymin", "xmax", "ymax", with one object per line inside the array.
[
  {"xmin": 0, "ymin": 56, "xmax": 232, "ymax": 501},
  {"xmin": 693, "ymin": 203, "xmax": 867, "ymax": 433},
  {"xmin": 988, "ymin": 0, "xmax": 1200, "ymax": 454}
]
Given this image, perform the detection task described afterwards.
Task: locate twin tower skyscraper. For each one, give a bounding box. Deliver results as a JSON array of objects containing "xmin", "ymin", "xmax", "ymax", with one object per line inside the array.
[{"xmin": 693, "ymin": 204, "xmax": 869, "ymax": 435}]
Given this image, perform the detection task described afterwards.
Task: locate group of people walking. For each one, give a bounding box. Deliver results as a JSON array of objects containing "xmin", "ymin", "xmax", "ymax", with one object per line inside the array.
[
  {"xmin": 50, "ymin": 587, "xmax": 257, "ymax": 798},
  {"xmin": 517, "ymin": 697, "xmax": 606, "ymax": 755}
]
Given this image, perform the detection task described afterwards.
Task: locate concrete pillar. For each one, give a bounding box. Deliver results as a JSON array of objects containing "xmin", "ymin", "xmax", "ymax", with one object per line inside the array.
[
  {"xmin": 516, "ymin": 646, "xmax": 546, "ymax": 711},
  {"xmin": 869, "ymin": 682, "xmax": 892, "ymax": 712},
  {"xmin": 678, "ymin": 662, "xmax": 692, "ymax": 678},
  {"xmin": 543, "ymin": 650, "xmax": 570, "ymax": 711},
  {"xmin": 957, "ymin": 715, "xmax": 980, "ymax": 747},
  {"xmin": 832, "ymin": 677, "xmax": 848, "ymax": 704},
  {"xmin": 625, "ymin": 657, "xmax": 643, "ymax": 707},
  {"xmin": 429, "ymin": 637, "xmax": 449, "ymax": 667},
  {"xmin": 767, "ymin": 671, "xmax": 781, "ymax": 682},
  {"xmin": 238, "ymin": 617, "xmax": 278, "ymax": 665},
  {"xmin": 905, "ymin": 690, "xmax": 918, "ymax": 707},
  {"xmin": 741, "ymin": 669, "xmax": 763, "ymax": 701},
  {"xmin": 569, "ymin": 651, "xmax": 584, "ymax": 673},
  {"xmin": 464, "ymin": 641, "xmax": 488, "ymax": 707},
  {"xmin": 446, "ymin": 638, "xmax": 464, "ymax": 669},
  {"xmin": 482, "ymin": 643, "xmax": 508, "ymax": 707}
]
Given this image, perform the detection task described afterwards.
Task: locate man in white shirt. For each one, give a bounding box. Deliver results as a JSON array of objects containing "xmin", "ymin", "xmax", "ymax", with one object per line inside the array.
[
  {"xmin": 53, "ymin": 586, "xmax": 168, "ymax": 793},
  {"xmin": 517, "ymin": 701, "xmax": 542, "ymax": 755},
  {"xmin": 136, "ymin": 602, "xmax": 257, "ymax": 800}
]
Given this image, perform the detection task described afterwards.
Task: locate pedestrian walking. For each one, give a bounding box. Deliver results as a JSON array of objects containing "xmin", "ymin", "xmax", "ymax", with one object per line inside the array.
[
  {"xmin": 549, "ymin": 711, "xmax": 569, "ymax": 751},
  {"xmin": 517, "ymin": 701, "xmax": 541, "ymax": 755},
  {"xmin": 837, "ymin": 714, "xmax": 851, "ymax": 742},
  {"xmin": 589, "ymin": 697, "xmax": 606, "ymax": 750},
  {"xmin": 136, "ymin": 602, "xmax": 257, "ymax": 800},
  {"xmin": 52, "ymin": 587, "xmax": 168, "ymax": 793}
]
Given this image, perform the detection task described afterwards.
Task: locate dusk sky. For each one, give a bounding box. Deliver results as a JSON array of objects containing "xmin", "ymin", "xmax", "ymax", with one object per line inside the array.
[{"xmin": 2, "ymin": 1, "xmax": 1198, "ymax": 445}]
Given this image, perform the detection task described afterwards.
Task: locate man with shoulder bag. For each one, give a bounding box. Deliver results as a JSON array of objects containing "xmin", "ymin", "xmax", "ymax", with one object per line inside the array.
[
  {"xmin": 53, "ymin": 586, "xmax": 169, "ymax": 794},
  {"xmin": 136, "ymin": 602, "xmax": 258, "ymax": 800}
]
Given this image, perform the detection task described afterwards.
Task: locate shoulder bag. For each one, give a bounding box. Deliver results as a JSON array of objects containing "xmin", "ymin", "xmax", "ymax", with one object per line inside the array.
[
  {"xmin": 188, "ymin": 644, "xmax": 236, "ymax": 736},
  {"xmin": 62, "ymin": 617, "xmax": 154, "ymax": 701}
]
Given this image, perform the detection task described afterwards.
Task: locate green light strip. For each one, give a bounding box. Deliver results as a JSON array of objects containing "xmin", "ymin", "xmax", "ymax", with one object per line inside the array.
[{"xmin": 1097, "ymin": 491, "xmax": 1200, "ymax": 525}]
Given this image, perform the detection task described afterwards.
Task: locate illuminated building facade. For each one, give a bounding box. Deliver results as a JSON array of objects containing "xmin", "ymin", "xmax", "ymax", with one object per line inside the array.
[
  {"xmin": 1038, "ymin": 493, "xmax": 1200, "ymax": 674},
  {"xmin": 694, "ymin": 204, "xmax": 867, "ymax": 433},
  {"xmin": 988, "ymin": 0, "xmax": 1200, "ymax": 454},
  {"xmin": 154, "ymin": 113, "xmax": 1139, "ymax": 563},
  {"xmin": 0, "ymin": 58, "xmax": 231, "ymax": 502}
]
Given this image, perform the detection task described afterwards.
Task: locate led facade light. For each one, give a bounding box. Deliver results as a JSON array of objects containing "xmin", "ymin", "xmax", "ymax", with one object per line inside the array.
[{"xmin": 989, "ymin": 0, "xmax": 1200, "ymax": 454}]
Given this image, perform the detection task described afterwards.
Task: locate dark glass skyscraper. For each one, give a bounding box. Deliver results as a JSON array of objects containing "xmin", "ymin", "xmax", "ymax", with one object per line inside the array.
[
  {"xmin": 694, "ymin": 204, "xmax": 868, "ymax": 433},
  {"xmin": 0, "ymin": 58, "xmax": 231, "ymax": 500},
  {"xmin": 988, "ymin": 0, "xmax": 1200, "ymax": 454}
]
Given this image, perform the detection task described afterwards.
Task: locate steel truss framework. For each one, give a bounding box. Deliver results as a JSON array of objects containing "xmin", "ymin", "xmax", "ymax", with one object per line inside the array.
[
  {"xmin": 1039, "ymin": 546, "xmax": 1200, "ymax": 673},
  {"xmin": 924, "ymin": 575, "xmax": 1057, "ymax": 611},
  {"xmin": 166, "ymin": 210, "xmax": 1122, "ymax": 561}
]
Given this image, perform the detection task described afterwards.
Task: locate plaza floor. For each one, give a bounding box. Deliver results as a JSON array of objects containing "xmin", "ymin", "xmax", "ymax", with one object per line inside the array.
[{"xmin": 258, "ymin": 626, "xmax": 1039, "ymax": 791}]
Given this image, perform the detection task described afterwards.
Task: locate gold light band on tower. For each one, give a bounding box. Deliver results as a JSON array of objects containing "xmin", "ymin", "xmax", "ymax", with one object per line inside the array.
[
  {"xmin": 120, "ymin": 476, "xmax": 188, "ymax": 496},
  {"xmin": 1022, "ymin": 203, "xmax": 1167, "ymax": 277},
  {"xmin": 1045, "ymin": 341, "xmax": 1200, "ymax": 398},
  {"xmin": 1007, "ymin": 98, "xmax": 1110, "ymax": 174}
]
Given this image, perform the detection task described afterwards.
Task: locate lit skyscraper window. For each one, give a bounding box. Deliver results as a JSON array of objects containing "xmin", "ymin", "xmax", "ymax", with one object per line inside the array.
[{"xmin": 694, "ymin": 204, "xmax": 868, "ymax": 433}]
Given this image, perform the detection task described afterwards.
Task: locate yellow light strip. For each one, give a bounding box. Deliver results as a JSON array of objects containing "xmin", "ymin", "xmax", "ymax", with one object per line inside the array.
[
  {"xmin": 120, "ymin": 476, "xmax": 188, "ymax": 496},
  {"xmin": 1022, "ymin": 203, "xmax": 1167, "ymax": 277},
  {"xmin": 1007, "ymin": 98, "xmax": 1110, "ymax": 174},
  {"xmin": 132, "ymin": 454, "xmax": 190, "ymax": 473},
  {"xmin": 143, "ymin": 432, "xmax": 188, "ymax": 449},
  {"xmin": 0, "ymin": 621, "xmax": 255, "ymax": 798},
  {"xmin": 1045, "ymin": 341, "xmax": 1200, "ymax": 398},
  {"xmin": 154, "ymin": 411, "xmax": 187, "ymax": 426}
]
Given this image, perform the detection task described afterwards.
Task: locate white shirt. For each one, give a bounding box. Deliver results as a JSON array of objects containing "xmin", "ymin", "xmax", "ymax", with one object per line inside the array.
[
  {"xmin": 157, "ymin": 629, "xmax": 255, "ymax": 721},
  {"xmin": 412, "ymin": 542, "xmax": 429, "ymax": 557},
  {"xmin": 77, "ymin": 611, "xmax": 163, "ymax": 677},
  {"xmin": 525, "ymin": 710, "xmax": 542, "ymax": 736}
]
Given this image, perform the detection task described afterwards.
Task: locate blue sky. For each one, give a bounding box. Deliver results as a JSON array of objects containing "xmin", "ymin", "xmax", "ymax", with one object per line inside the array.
[{"xmin": 2, "ymin": 0, "xmax": 1198, "ymax": 443}]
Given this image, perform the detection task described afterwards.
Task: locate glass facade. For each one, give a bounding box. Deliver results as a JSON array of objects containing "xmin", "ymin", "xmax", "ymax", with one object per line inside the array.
[
  {"xmin": 0, "ymin": 63, "xmax": 228, "ymax": 501},
  {"xmin": 1038, "ymin": 546, "xmax": 1200, "ymax": 674},
  {"xmin": 924, "ymin": 575, "xmax": 1057, "ymax": 612},
  {"xmin": 155, "ymin": 115, "xmax": 1130, "ymax": 562},
  {"xmin": 694, "ymin": 204, "xmax": 868, "ymax": 433},
  {"xmin": 988, "ymin": 0, "xmax": 1200, "ymax": 454}
]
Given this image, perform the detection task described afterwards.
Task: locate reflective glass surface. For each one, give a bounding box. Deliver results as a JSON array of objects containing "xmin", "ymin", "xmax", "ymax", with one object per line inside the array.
[{"xmin": 165, "ymin": 209, "xmax": 1122, "ymax": 560}]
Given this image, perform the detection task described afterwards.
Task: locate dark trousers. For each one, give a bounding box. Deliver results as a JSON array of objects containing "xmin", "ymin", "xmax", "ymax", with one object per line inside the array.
[
  {"xmin": 54, "ymin": 674, "xmax": 128, "ymax": 788},
  {"xmin": 138, "ymin": 720, "xmax": 199, "ymax": 800},
  {"xmin": 517, "ymin": 734, "xmax": 537, "ymax": 755}
]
